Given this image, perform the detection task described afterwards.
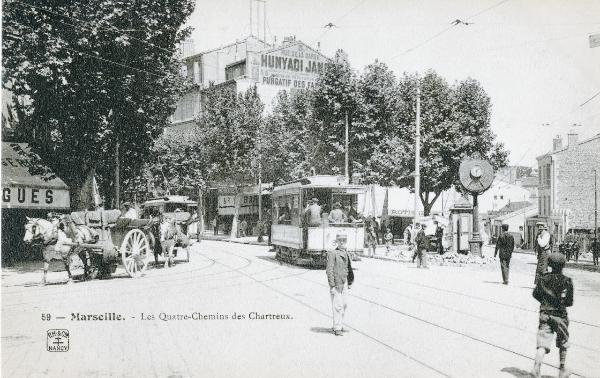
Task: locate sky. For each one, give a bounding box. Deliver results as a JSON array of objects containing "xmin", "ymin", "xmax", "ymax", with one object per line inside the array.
[{"xmin": 184, "ymin": 0, "xmax": 600, "ymax": 167}]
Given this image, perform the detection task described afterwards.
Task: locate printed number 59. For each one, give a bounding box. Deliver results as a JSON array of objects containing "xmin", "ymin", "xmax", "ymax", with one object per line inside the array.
[{"xmin": 42, "ymin": 313, "xmax": 51, "ymax": 321}]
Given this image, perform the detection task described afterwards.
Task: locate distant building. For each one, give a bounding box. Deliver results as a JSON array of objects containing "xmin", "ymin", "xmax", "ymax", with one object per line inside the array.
[
  {"xmin": 478, "ymin": 179, "xmax": 531, "ymax": 213},
  {"xmin": 168, "ymin": 35, "xmax": 332, "ymax": 134},
  {"xmin": 526, "ymin": 132, "xmax": 600, "ymax": 245},
  {"xmin": 496, "ymin": 165, "xmax": 534, "ymax": 185},
  {"xmin": 517, "ymin": 175, "xmax": 539, "ymax": 201}
]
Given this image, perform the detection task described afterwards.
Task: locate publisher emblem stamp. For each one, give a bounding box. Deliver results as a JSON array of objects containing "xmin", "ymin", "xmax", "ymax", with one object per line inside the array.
[{"xmin": 47, "ymin": 329, "xmax": 69, "ymax": 352}]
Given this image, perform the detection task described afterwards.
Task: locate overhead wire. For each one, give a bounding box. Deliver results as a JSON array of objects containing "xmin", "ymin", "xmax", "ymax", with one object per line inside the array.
[
  {"xmin": 388, "ymin": 0, "xmax": 511, "ymax": 61},
  {"xmin": 314, "ymin": 0, "xmax": 367, "ymax": 45}
]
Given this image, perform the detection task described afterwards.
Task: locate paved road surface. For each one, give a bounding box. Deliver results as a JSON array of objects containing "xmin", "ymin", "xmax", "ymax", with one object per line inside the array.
[{"xmin": 2, "ymin": 241, "xmax": 599, "ymax": 377}]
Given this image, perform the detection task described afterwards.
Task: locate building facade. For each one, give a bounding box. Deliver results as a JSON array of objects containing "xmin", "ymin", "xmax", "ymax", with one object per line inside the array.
[
  {"xmin": 526, "ymin": 132, "xmax": 600, "ymax": 243},
  {"xmin": 168, "ymin": 35, "xmax": 332, "ymax": 135}
]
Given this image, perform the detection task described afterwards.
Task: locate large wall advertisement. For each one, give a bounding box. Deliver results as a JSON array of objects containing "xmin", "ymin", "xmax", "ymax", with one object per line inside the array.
[{"xmin": 248, "ymin": 43, "xmax": 331, "ymax": 91}]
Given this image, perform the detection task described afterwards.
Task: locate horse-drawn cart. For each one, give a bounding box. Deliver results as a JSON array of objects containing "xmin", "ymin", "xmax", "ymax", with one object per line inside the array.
[{"xmin": 63, "ymin": 210, "xmax": 155, "ymax": 278}]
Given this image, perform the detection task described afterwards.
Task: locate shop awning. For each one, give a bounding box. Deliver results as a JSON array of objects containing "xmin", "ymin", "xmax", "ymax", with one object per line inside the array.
[{"xmin": 2, "ymin": 142, "xmax": 70, "ymax": 209}]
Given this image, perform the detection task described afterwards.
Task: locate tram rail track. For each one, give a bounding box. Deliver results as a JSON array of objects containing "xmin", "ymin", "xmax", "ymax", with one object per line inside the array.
[{"xmin": 208, "ymin": 247, "xmax": 592, "ymax": 377}]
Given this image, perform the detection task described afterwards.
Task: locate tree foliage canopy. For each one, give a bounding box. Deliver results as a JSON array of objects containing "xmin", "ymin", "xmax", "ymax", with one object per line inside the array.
[
  {"xmin": 2, "ymin": 0, "xmax": 195, "ymax": 208},
  {"xmin": 264, "ymin": 62, "xmax": 508, "ymax": 214}
]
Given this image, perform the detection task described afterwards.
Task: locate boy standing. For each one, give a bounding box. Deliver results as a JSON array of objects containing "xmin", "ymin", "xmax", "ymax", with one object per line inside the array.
[
  {"xmin": 384, "ymin": 227, "xmax": 394, "ymax": 256},
  {"xmin": 531, "ymin": 253, "xmax": 573, "ymax": 378}
]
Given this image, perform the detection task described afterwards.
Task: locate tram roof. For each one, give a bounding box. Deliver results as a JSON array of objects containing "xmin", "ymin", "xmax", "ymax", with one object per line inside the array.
[{"xmin": 272, "ymin": 175, "xmax": 367, "ymax": 193}]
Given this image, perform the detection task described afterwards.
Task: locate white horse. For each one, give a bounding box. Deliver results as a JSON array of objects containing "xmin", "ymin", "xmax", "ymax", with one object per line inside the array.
[
  {"xmin": 159, "ymin": 216, "xmax": 190, "ymax": 268},
  {"xmin": 23, "ymin": 217, "xmax": 78, "ymax": 285},
  {"xmin": 58, "ymin": 215, "xmax": 101, "ymax": 278}
]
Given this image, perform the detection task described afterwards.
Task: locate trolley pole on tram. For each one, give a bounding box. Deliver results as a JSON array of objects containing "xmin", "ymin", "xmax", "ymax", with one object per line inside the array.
[{"xmin": 413, "ymin": 85, "xmax": 421, "ymax": 228}]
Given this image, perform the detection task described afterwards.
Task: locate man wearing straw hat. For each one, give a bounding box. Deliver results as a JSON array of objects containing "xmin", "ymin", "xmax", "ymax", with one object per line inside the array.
[
  {"xmin": 534, "ymin": 222, "xmax": 552, "ymax": 285},
  {"xmin": 326, "ymin": 233, "xmax": 354, "ymax": 336}
]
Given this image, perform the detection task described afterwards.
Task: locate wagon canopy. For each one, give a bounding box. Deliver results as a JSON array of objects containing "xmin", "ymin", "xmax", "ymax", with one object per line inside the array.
[{"xmin": 1, "ymin": 142, "xmax": 70, "ymax": 210}]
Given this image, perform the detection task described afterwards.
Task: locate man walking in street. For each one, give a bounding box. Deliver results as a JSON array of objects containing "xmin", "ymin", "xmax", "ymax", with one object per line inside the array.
[
  {"xmin": 411, "ymin": 223, "xmax": 419, "ymax": 263},
  {"xmin": 326, "ymin": 234, "xmax": 353, "ymax": 336},
  {"xmin": 591, "ymin": 237, "xmax": 600, "ymax": 266},
  {"xmin": 494, "ymin": 224, "xmax": 515, "ymax": 285},
  {"xmin": 535, "ymin": 222, "xmax": 552, "ymax": 285},
  {"xmin": 240, "ymin": 219, "xmax": 248, "ymax": 237},
  {"xmin": 415, "ymin": 223, "xmax": 429, "ymax": 268}
]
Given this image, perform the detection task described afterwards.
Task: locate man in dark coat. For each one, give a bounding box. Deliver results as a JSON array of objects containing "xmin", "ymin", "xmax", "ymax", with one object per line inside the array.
[
  {"xmin": 494, "ymin": 224, "xmax": 515, "ymax": 284},
  {"xmin": 434, "ymin": 221, "xmax": 444, "ymax": 255},
  {"xmin": 415, "ymin": 224, "xmax": 429, "ymax": 268}
]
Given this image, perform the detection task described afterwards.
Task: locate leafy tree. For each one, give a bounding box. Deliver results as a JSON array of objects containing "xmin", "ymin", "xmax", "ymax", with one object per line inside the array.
[
  {"xmin": 311, "ymin": 51, "xmax": 362, "ymax": 176},
  {"xmin": 132, "ymin": 129, "xmax": 208, "ymax": 198},
  {"xmin": 361, "ymin": 70, "xmax": 508, "ymax": 215},
  {"xmin": 196, "ymin": 85, "xmax": 264, "ymax": 237},
  {"xmin": 261, "ymin": 90, "xmax": 322, "ymax": 184},
  {"xmin": 2, "ymin": 0, "xmax": 195, "ymax": 209}
]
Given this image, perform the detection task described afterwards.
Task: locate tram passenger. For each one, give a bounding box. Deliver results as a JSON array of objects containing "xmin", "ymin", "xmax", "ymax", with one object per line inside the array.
[
  {"xmin": 304, "ymin": 198, "xmax": 322, "ymax": 227},
  {"xmin": 346, "ymin": 203, "xmax": 362, "ymax": 222},
  {"xmin": 326, "ymin": 233, "xmax": 353, "ymax": 336},
  {"xmin": 278, "ymin": 203, "xmax": 291, "ymax": 223},
  {"xmin": 328, "ymin": 202, "xmax": 347, "ymax": 224}
]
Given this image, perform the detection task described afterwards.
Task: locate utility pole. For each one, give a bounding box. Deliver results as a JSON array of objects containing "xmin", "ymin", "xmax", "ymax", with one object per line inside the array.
[
  {"xmin": 413, "ymin": 85, "xmax": 421, "ymax": 228},
  {"xmin": 595, "ymin": 169, "xmax": 598, "ymax": 239},
  {"xmin": 258, "ymin": 132, "xmax": 262, "ymax": 223},
  {"xmin": 249, "ymin": 0, "xmax": 252, "ymax": 36},
  {"xmin": 345, "ymin": 111, "xmax": 349, "ymax": 183},
  {"xmin": 196, "ymin": 185, "xmax": 204, "ymax": 241}
]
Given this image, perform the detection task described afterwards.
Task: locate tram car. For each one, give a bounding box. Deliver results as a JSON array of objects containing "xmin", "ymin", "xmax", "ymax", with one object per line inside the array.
[{"xmin": 270, "ymin": 175, "xmax": 367, "ymax": 267}]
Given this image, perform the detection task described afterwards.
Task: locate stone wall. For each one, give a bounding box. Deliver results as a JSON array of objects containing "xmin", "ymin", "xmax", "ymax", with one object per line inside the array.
[{"xmin": 554, "ymin": 136, "xmax": 600, "ymax": 230}]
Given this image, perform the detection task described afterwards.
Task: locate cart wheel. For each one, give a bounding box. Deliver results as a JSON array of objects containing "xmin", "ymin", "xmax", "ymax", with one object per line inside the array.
[{"xmin": 121, "ymin": 229, "xmax": 151, "ymax": 278}]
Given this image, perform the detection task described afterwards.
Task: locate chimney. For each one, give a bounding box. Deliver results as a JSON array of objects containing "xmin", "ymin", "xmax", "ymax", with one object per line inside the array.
[
  {"xmin": 567, "ymin": 132, "xmax": 578, "ymax": 149},
  {"xmin": 552, "ymin": 135, "xmax": 562, "ymax": 151}
]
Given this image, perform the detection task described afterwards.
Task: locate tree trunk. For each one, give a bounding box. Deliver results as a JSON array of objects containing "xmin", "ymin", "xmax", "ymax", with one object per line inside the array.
[
  {"xmin": 69, "ymin": 169, "xmax": 96, "ymax": 211},
  {"xmin": 420, "ymin": 191, "xmax": 441, "ymax": 217}
]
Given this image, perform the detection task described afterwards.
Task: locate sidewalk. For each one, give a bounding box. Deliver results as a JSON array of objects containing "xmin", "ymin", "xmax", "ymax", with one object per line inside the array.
[{"xmin": 200, "ymin": 231, "xmax": 269, "ymax": 246}]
